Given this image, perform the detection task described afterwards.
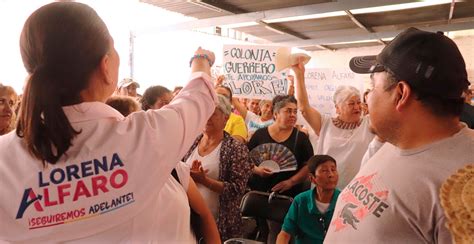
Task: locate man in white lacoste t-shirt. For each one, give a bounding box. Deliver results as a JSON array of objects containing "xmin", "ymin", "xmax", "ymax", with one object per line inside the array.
[{"xmin": 325, "ymin": 27, "xmax": 474, "ymax": 244}]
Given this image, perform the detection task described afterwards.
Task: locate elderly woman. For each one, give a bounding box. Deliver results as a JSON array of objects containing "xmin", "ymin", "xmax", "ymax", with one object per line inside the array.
[
  {"xmin": 247, "ymin": 95, "xmax": 314, "ymax": 243},
  {"xmin": 141, "ymin": 85, "xmax": 173, "ymax": 110},
  {"xmin": 0, "ymin": 84, "xmax": 17, "ymax": 135},
  {"xmin": 182, "ymin": 94, "xmax": 252, "ymax": 241},
  {"xmin": 293, "ymin": 62, "xmax": 374, "ymax": 189}
]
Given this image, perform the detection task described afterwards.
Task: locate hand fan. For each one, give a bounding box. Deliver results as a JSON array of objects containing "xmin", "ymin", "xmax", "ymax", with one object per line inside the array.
[{"xmin": 249, "ymin": 143, "xmax": 298, "ymax": 172}]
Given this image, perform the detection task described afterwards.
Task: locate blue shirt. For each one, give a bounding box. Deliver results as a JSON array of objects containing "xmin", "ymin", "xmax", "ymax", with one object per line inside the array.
[{"xmin": 281, "ymin": 188, "xmax": 341, "ymax": 244}]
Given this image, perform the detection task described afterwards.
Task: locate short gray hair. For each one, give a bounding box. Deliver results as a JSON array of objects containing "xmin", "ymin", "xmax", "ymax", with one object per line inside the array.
[
  {"xmin": 333, "ymin": 86, "xmax": 361, "ymax": 105},
  {"xmin": 216, "ymin": 94, "xmax": 232, "ymax": 116}
]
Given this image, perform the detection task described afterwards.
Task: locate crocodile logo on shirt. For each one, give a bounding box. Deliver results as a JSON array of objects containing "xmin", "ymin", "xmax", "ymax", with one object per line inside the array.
[
  {"xmin": 340, "ymin": 203, "xmax": 359, "ymax": 230},
  {"xmin": 331, "ymin": 173, "xmax": 390, "ymax": 232}
]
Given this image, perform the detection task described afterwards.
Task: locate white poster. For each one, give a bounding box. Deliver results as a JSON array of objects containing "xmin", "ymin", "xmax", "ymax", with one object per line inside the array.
[
  {"xmin": 304, "ymin": 68, "xmax": 365, "ymax": 116},
  {"xmin": 222, "ymin": 45, "xmax": 291, "ymax": 100}
]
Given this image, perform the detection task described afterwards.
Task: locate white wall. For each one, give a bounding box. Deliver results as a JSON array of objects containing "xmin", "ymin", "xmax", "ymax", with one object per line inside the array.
[{"xmin": 306, "ymin": 35, "xmax": 474, "ymax": 90}]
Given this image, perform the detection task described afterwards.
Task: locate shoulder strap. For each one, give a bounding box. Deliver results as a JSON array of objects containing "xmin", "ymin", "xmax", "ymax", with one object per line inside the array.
[
  {"xmin": 293, "ymin": 129, "xmax": 299, "ymax": 152},
  {"xmin": 171, "ymin": 168, "xmax": 181, "ymax": 184}
]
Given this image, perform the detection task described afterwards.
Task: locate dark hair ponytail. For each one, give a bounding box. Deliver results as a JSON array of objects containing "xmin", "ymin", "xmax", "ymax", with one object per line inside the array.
[
  {"xmin": 17, "ymin": 68, "xmax": 80, "ymax": 164},
  {"xmin": 16, "ymin": 2, "xmax": 110, "ymax": 165}
]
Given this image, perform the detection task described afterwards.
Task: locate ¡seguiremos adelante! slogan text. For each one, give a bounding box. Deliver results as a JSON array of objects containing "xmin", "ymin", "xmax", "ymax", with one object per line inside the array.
[{"xmin": 15, "ymin": 153, "xmax": 134, "ymax": 229}]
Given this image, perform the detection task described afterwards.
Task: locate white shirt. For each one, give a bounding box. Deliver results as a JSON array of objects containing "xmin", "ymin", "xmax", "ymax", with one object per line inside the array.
[
  {"xmin": 185, "ymin": 143, "xmax": 222, "ymax": 219},
  {"xmin": 0, "ymin": 72, "xmax": 216, "ymax": 243},
  {"xmin": 244, "ymin": 111, "xmax": 273, "ymax": 138},
  {"xmin": 148, "ymin": 162, "xmax": 195, "ymax": 243},
  {"xmin": 315, "ymin": 115, "xmax": 374, "ymax": 189},
  {"xmin": 316, "ymin": 200, "xmax": 330, "ymax": 214}
]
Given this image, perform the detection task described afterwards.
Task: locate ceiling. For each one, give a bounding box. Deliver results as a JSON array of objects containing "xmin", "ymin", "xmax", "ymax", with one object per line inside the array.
[{"xmin": 140, "ymin": 0, "xmax": 474, "ymax": 51}]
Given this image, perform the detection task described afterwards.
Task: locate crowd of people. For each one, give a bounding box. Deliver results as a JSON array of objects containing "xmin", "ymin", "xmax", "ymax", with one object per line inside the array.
[{"xmin": 0, "ymin": 2, "xmax": 473, "ymax": 244}]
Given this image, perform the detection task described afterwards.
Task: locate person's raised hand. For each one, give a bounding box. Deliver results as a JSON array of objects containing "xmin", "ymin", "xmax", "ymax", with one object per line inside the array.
[
  {"xmin": 194, "ymin": 47, "xmax": 215, "ymax": 67},
  {"xmin": 290, "ymin": 57, "xmax": 306, "ymax": 78},
  {"xmin": 216, "ymin": 75, "xmax": 225, "ymax": 85},
  {"xmin": 191, "ymin": 47, "xmax": 215, "ymax": 76}
]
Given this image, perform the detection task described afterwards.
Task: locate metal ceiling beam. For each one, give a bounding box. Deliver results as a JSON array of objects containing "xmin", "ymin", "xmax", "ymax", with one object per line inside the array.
[
  {"xmin": 155, "ymin": 0, "xmax": 415, "ymax": 31},
  {"xmin": 345, "ymin": 10, "xmax": 386, "ymax": 45},
  {"xmin": 344, "ymin": 10, "xmax": 373, "ymax": 32},
  {"xmin": 191, "ymin": 0, "xmax": 246, "ymax": 14},
  {"xmin": 315, "ymin": 44, "xmax": 333, "ymax": 51},
  {"xmin": 448, "ymin": 0, "xmax": 456, "ymax": 23},
  {"xmin": 194, "ymin": 0, "xmax": 314, "ymax": 46},
  {"xmin": 276, "ymin": 20, "xmax": 474, "ymax": 47}
]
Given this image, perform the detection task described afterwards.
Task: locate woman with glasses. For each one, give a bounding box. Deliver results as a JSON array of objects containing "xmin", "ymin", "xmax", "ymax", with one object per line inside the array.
[
  {"xmin": 0, "ymin": 84, "xmax": 17, "ymax": 135},
  {"xmin": 293, "ymin": 62, "xmax": 374, "ymax": 189},
  {"xmin": 247, "ymin": 95, "xmax": 314, "ymax": 243},
  {"xmin": 277, "ymin": 155, "xmax": 340, "ymax": 244}
]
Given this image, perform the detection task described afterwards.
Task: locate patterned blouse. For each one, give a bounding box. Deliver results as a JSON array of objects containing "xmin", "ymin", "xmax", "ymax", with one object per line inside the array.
[{"xmin": 182, "ymin": 131, "xmax": 252, "ymax": 241}]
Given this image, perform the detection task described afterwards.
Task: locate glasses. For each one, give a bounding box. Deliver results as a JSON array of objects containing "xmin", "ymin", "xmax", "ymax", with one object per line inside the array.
[{"xmin": 0, "ymin": 98, "xmax": 15, "ymax": 110}]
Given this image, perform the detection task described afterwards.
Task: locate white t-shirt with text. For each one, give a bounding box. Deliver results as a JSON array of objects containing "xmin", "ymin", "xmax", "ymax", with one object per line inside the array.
[{"xmin": 325, "ymin": 126, "xmax": 474, "ymax": 244}]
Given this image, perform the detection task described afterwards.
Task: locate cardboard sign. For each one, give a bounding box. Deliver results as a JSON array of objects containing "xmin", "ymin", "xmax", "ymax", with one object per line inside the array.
[
  {"xmin": 222, "ymin": 45, "xmax": 291, "ymax": 100},
  {"xmin": 304, "ymin": 68, "xmax": 365, "ymax": 116}
]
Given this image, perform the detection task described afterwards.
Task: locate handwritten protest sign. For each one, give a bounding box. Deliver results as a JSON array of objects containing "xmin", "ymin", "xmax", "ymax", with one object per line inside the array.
[
  {"xmin": 222, "ymin": 45, "xmax": 291, "ymax": 100},
  {"xmin": 304, "ymin": 68, "xmax": 365, "ymax": 116}
]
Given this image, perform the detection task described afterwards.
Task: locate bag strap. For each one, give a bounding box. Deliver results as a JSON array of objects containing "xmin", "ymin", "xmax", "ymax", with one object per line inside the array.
[{"xmin": 293, "ymin": 129, "xmax": 299, "ymax": 152}]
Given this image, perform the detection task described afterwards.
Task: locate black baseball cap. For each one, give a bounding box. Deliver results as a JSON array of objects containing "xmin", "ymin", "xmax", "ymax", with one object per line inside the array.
[{"xmin": 349, "ymin": 27, "xmax": 469, "ymax": 99}]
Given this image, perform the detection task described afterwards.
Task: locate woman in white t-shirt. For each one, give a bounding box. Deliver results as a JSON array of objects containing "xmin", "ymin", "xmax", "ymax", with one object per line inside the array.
[
  {"xmin": 293, "ymin": 61, "xmax": 375, "ymax": 189},
  {"xmin": 183, "ymin": 95, "xmax": 252, "ymax": 241}
]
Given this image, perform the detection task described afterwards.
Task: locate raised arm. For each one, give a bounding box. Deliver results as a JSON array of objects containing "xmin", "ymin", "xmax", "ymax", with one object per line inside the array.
[
  {"xmin": 292, "ymin": 62, "xmax": 323, "ymax": 136},
  {"xmin": 231, "ymin": 97, "xmax": 248, "ymax": 119},
  {"xmin": 287, "ymin": 75, "xmax": 295, "ymax": 96},
  {"xmin": 129, "ymin": 47, "xmax": 217, "ymax": 193}
]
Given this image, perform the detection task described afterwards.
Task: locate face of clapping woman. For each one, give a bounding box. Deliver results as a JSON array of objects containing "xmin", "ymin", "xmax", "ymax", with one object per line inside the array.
[{"xmin": 204, "ymin": 107, "xmax": 228, "ymax": 134}]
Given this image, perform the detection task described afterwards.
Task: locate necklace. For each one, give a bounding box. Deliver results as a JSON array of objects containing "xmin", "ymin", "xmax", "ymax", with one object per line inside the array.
[
  {"xmin": 331, "ymin": 117, "xmax": 361, "ymax": 130},
  {"xmin": 332, "ymin": 117, "xmax": 361, "ymax": 138}
]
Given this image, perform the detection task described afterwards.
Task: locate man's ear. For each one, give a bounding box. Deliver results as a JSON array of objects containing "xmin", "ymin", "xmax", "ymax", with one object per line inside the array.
[
  {"xmin": 99, "ymin": 54, "xmax": 113, "ymax": 85},
  {"xmin": 309, "ymin": 174, "xmax": 316, "ymax": 183},
  {"xmin": 394, "ymin": 81, "xmax": 412, "ymax": 112}
]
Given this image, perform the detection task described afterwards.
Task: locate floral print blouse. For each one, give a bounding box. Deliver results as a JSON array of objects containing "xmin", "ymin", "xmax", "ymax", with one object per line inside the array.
[{"xmin": 182, "ymin": 131, "xmax": 252, "ymax": 241}]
